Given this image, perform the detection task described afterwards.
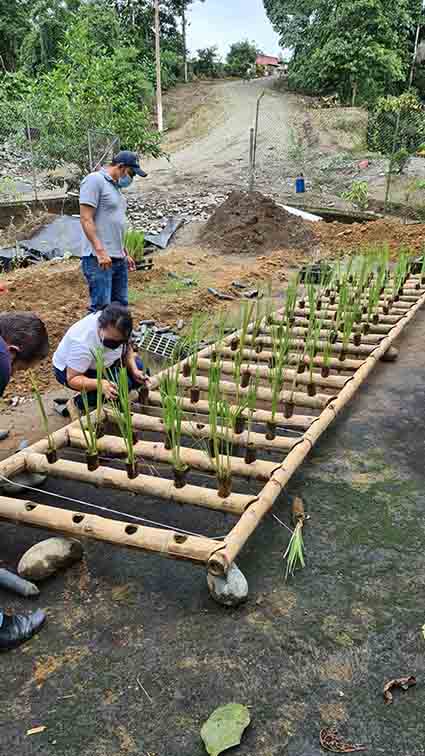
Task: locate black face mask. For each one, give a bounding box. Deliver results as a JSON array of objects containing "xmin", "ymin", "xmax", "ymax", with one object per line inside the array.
[{"xmin": 102, "ymin": 338, "xmax": 126, "ymax": 350}]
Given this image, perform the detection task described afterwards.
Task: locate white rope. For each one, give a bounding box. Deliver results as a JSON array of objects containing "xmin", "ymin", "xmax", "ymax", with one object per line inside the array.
[{"xmin": 0, "ymin": 473, "xmax": 228, "ymax": 541}]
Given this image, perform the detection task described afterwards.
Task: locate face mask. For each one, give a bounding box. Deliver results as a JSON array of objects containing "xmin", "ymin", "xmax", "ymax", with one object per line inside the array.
[{"xmin": 118, "ymin": 175, "xmax": 133, "ymax": 189}]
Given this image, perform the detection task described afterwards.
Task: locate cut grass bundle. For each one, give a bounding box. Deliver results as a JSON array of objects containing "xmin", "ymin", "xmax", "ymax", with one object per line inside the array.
[
  {"xmin": 30, "ymin": 371, "xmax": 57, "ymax": 463},
  {"xmin": 159, "ymin": 366, "xmax": 188, "ymax": 488},
  {"xmin": 284, "ymin": 498, "xmax": 306, "ymax": 580},
  {"xmin": 124, "ymin": 229, "xmax": 145, "ymax": 263},
  {"xmin": 109, "ymin": 366, "xmax": 138, "ymax": 479}
]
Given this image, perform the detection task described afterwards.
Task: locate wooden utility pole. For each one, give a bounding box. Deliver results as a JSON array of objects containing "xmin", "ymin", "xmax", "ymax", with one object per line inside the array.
[
  {"xmin": 154, "ymin": 0, "xmax": 164, "ymax": 133},
  {"xmin": 182, "ymin": 3, "xmax": 188, "ymax": 83}
]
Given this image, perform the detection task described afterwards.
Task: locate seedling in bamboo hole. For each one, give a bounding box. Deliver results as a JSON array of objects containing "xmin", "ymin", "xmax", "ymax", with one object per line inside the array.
[
  {"xmin": 30, "ymin": 372, "xmax": 57, "ymax": 463},
  {"xmin": 79, "ymin": 391, "xmax": 100, "ymax": 471},
  {"xmin": 124, "ymin": 229, "xmax": 145, "ymax": 263},
  {"xmin": 186, "ymin": 313, "xmax": 206, "ymax": 403},
  {"xmin": 159, "ymin": 366, "xmax": 189, "ymax": 488},
  {"xmin": 109, "ymin": 366, "xmax": 138, "ymax": 479},
  {"xmin": 306, "ymin": 319, "xmax": 321, "ymax": 394},
  {"xmin": 321, "ymin": 334, "xmax": 333, "ymax": 378},
  {"xmin": 340, "ymin": 307, "xmax": 355, "ymax": 361},
  {"xmin": 244, "ymin": 371, "xmax": 259, "ymax": 464},
  {"xmin": 267, "ymin": 323, "xmax": 291, "ymax": 439},
  {"xmin": 284, "ymin": 497, "xmax": 306, "ymax": 580},
  {"xmin": 285, "ymin": 274, "xmax": 299, "ymax": 325}
]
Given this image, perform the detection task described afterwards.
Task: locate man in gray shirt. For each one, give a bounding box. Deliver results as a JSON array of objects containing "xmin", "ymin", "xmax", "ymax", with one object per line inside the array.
[{"xmin": 80, "ymin": 151, "xmax": 147, "ymax": 312}]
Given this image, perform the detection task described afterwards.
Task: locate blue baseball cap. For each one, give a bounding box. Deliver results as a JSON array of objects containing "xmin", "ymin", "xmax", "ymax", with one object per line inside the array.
[{"xmin": 112, "ymin": 150, "xmax": 147, "ymax": 178}]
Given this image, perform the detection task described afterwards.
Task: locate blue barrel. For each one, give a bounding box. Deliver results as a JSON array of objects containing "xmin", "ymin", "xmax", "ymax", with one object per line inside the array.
[{"xmin": 295, "ymin": 175, "xmax": 305, "ymax": 193}]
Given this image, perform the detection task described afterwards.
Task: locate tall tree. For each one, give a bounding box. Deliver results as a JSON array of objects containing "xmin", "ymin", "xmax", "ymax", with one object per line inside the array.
[
  {"xmin": 0, "ymin": 0, "xmax": 32, "ymax": 70},
  {"xmin": 226, "ymin": 40, "xmax": 258, "ymax": 77},
  {"xmin": 263, "ymin": 0, "xmax": 422, "ymax": 102}
]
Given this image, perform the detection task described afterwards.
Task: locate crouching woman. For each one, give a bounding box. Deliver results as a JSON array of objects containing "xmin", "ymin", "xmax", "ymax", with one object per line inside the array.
[{"xmin": 52, "ymin": 303, "xmax": 147, "ymax": 419}]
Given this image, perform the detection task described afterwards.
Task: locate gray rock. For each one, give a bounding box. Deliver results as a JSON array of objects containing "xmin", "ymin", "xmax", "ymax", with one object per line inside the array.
[
  {"xmin": 18, "ymin": 537, "xmax": 84, "ymax": 581},
  {"xmin": 207, "ymin": 563, "xmax": 248, "ymax": 607}
]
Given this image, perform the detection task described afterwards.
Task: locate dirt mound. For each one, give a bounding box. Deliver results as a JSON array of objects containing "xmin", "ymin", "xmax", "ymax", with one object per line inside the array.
[{"xmin": 200, "ymin": 191, "xmax": 317, "ymax": 254}]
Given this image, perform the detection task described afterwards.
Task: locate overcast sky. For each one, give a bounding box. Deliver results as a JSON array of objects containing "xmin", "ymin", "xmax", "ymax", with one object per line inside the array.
[{"xmin": 186, "ymin": 0, "xmax": 283, "ymax": 60}]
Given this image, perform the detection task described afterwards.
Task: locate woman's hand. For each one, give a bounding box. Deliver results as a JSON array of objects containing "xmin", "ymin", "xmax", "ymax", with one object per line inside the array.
[
  {"xmin": 130, "ymin": 366, "xmax": 149, "ymax": 385},
  {"xmin": 101, "ymin": 379, "xmax": 118, "ymax": 400}
]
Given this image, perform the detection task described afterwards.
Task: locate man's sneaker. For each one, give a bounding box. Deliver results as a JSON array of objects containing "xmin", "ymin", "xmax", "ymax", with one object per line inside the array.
[{"xmin": 0, "ymin": 609, "xmax": 46, "ymax": 651}]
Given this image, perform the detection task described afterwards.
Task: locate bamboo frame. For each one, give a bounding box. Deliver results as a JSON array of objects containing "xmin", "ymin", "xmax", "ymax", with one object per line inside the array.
[{"xmin": 0, "ymin": 274, "xmax": 423, "ymax": 583}]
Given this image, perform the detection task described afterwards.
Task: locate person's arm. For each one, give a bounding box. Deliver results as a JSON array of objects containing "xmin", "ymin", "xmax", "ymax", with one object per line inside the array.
[
  {"xmin": 125, "ymin": 346, "xmax": 148, "ymax": 384},
  {"xmin": 79, "ymin": 174, "xmax": 111, "ymax": 270},
  {"xmin": 80, "ymin": 205, "xmax": 112, "ymax": 270},
  {"xmin": 66, "ymin": 368, "xmax": 118, "ymax": 400}
]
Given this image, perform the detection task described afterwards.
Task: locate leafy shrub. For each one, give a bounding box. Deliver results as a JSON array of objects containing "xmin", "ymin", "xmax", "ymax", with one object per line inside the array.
[
  {"xmin": 341, "ymin": 181, "xmax": 369, "ymax": 210},
  {"xmin": 368, "ymin": 93, "xmax": 425, "ymax": 155}
]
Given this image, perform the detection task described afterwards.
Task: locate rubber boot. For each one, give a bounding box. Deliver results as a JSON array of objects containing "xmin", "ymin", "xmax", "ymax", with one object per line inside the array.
[{"xmin": 0, "ymin": 609, "xmax": 46, "ymax": 651}]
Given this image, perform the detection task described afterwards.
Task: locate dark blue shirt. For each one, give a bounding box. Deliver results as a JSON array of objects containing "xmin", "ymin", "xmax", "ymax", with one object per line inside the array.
[{"xmin": 0, "ymin": 337, "xmax": 11, "ymax": 398}]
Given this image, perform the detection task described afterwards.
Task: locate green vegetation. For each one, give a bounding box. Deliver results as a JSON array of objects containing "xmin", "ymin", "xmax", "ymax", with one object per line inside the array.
[
  {"xmin": 124, "ymin": 230, "xmax": 145, "ymax": 264},
  {"xmin": 264, "ymin": 0, "xmax": 422, "ymax": 104},
  {"xmin": 341, "ymin": 181, "xmax": 369, "ymax": 210},
  {"xmin": 29, "ymin": 370, "xmax": 56, "ymax": 460}
]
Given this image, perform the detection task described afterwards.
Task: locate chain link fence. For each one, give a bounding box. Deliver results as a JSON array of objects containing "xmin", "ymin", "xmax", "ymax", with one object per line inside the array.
[
  {"xmin": 0, "ymin": 99, "xmax": 121, "ymax": 203},
  {"xmin": 248, "ymin": 88, "xmax": 425, "ymax": 221}
]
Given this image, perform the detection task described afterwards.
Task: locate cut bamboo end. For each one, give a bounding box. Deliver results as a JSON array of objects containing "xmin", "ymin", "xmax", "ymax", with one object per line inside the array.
[
  {"xmin": 24, "ymin": 452, "xmax": 254, "ymax": 516},
  {"xmin": 69, "ymin": 428, "xmax": 279, "ymax": 482},
  {"xmin": 0, "ymin": 496, "xmax": 223, "ymax": 565}
]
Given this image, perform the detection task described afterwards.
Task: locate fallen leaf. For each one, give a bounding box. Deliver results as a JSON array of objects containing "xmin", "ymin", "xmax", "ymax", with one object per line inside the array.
[
  {"xmin": 320, "ymin": 728, "xmax": 367, "ymax": 752},
  {"xmin": 201, "ymin": 703, "xmax": 250, "ymax": 756},
  {"xmin": 27, "ymin": 726, "xmax": 46, "ymax": 736},
  {"xmin": 383, "ymin": 676, "xmax": 416, "ymax": 705}
]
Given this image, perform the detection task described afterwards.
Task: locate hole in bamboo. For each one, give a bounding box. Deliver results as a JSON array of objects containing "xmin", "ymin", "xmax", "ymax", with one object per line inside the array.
[
  {"xmin": 125, "ymin": 525, "xmax": 138, "ymax": 536},
  {"xmin": 25, "ymin": 503, "xmax": 37, "ymax": 512},
  {"xmin": 73, "ymin": 514, "xmax": 85, "ymax": 524},
  {"xmin": 174, "ymin": 534, "xmax": 188, "ymax": 544}
]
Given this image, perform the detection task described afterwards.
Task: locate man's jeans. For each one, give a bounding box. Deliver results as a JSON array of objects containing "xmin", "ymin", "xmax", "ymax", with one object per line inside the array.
[
  {"xmin": 54, "ymin": 357, "xmax": 145, "ymax": 411},
  {"xmin": 81, "ymin": 255, "xmax": 128, "ymax": 313}
]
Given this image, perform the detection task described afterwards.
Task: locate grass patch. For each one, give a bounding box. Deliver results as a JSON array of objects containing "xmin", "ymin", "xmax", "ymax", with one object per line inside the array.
[{"xmin": 128, "ymin": 277, "xmax": 199, "ymax": 304}]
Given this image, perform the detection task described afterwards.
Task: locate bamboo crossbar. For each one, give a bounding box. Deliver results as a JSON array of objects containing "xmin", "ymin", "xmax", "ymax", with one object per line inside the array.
[
  {"xmin": 112, "ymin": 410, "xmax": 298, "ymax": 453},
  {"xmin": 197, "ymin": 357, "xmax": 348, "ymax": 390},
  {"xmin": 145, "ymin": 391, "xmax": 316, "ymax": 430},
  {"xmin": 293, "ymin": 308, "xmax": 400, "ymax": 325},
  {"xmin": 282, "ymin": 317, "xmax": 392, "ymax": 336},
  {"xmin": 175, "ymin": 375, "xmax": 332, "ymax": 410},
  {"xmin": 247, "ymin": 328, "xmax": 383, "ymax": 346},
  {"xmin": 207, "ymin": 283, "xmax": 425, "ymax": 576},
  {"xmin": 0, "ymin": 496, "xmax": 223, "ymax": 564},
  {"xmin": 219, "ymin": 347, "xmax": 364, "ymax": 372},
  {"xmin": 24, "ymin": 453, "xmax": 256, "ymax": 516},
  {"xmin": 69, "ymin": 428, "xmax": 279, "ymax": 482}
]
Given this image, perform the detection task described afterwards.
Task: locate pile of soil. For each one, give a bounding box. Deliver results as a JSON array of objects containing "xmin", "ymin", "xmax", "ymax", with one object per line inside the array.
[
  {"xmin": 315, "ymin": 218, "xmax": 425, "ymax": 255},
  {"xmin": 200, "ymin": 190, "xmax": 318, "ymax": 254}
]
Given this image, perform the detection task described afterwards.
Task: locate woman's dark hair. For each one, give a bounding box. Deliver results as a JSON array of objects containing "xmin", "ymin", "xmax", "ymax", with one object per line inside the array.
[
  {"xmin": 98, "ymin": 303, "xmax": 133, "ymax": 340},
  {"xmin": 0, "ymin": 312, "xmax": 49, "ymax": 362}
]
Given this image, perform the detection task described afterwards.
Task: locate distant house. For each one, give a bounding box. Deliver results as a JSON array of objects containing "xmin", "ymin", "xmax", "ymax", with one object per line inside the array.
[{"xmin": 256, "ymin": 55, "xmax": 280, "ymax": 76}]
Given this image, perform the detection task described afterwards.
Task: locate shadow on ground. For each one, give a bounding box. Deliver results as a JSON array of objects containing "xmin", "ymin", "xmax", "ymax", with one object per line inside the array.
[{"xmin": 1, "ymin": 313, "xmax": 425, "ymax": 756}]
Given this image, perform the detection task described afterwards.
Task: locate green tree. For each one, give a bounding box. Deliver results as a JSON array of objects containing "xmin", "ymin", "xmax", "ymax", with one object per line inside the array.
[
  {"xmin": 193, "ymin": 46, "xmax": 220, "ymax": 77},
  {"xmin": 0, "ymin": 0, "xmax": 32, "ymax": 70},
  {"xmin": 263, "ymin": 0, "xmax": 421, "ymax": 102},
  {"xmin": 226, "ymin": 40, "xmax": 258, "ymax": 77}
]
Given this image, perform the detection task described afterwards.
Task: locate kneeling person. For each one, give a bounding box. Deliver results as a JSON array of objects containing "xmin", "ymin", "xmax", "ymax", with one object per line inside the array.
[{"xmin": 52, "ymin": 303, "xmax": 146, "ymax": 418}]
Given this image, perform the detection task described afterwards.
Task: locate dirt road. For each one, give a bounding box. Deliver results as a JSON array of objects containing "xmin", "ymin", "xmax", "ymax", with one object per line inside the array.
[{"xmin": 139, "ymin": 77, "xmax": 298, "ymax": 196}]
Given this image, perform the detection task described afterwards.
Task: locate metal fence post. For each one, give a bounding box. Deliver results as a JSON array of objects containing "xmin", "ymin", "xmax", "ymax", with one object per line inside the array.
[
  {"xmin": 249, "ymin": 128, "xmax": 255, "ymax": 192},
  {"xmin": 25, "ymin": 108, "xmax": 39, "ymax": 203}
]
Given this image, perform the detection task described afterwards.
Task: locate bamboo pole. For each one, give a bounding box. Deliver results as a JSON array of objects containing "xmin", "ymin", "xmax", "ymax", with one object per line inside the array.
[
  {"xmin": 0, "ymin": 423, "xmax": 72, "ymax": 480},
  {"xmin": 108, "ymin": 410, "xmax": 299, "ymax": 453},
  {"xmin": 146, "ymin": 391, "xmax": 316, "ymax": 430},
  {"xmin": 175, "ymin": 375, "xmax": 332, "ymax": 410},
  {"xmin": 207, "ymin": 285, "xmax": 425, "ymax": 576},
  {"xmin": 69, "ymin": 429, "xmax": 279, "ymax": 482},
  {"xmin": 280, "ymin": 317, "xmax": 392, "ymax": 336},
  {"xmin": 246, "ymin": 328, "xmax": 383, "ymax": 346},
  {"xmin": 219, "ymin": 347, "xmax": 364, "ymax": 372},
  {"xmin": 260, "ymin": 336, "xmax": 376, "ymax": 357},
  {"xmin": 197, "ymin": 358, "xmax": 348, "ymax": 390},
  {"xmin": 24, "ymin": 453, "xmax": 255, "ymax": 516},
  {"xmin": 293, "ymin": 308, "xmax": 400, "ymax": 325},
  {"xmin": 0, "ymin": 496, "xmax": 224, "ymax": 565}
]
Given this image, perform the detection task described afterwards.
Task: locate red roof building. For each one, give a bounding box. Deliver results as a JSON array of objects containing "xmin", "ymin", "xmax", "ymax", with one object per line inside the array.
[{"xmin": 256, "ymin": 55, "xmax": 280, "ymax": 67}]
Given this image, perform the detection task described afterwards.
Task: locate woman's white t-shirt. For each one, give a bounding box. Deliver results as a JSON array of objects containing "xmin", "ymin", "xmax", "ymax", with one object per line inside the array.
[{"xmin": 53, "ymin": 312, "xmax": 124, "ymax": 373}]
